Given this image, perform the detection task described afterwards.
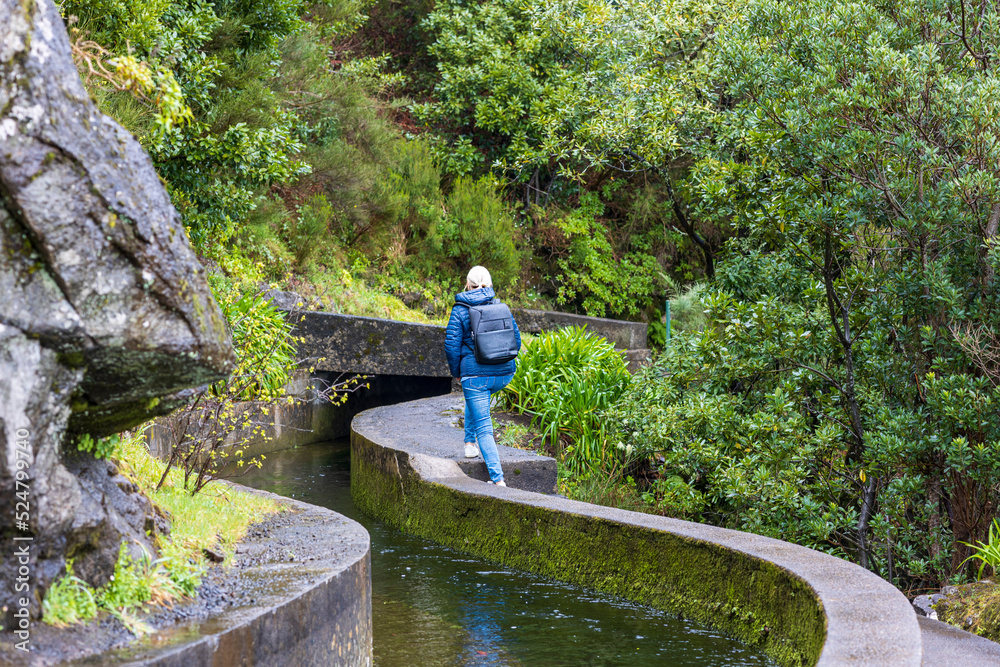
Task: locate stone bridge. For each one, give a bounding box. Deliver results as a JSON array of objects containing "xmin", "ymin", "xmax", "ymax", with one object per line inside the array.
[{"xmin": 288, "ymin": 304, "xmax": 651, "ymax": 378}]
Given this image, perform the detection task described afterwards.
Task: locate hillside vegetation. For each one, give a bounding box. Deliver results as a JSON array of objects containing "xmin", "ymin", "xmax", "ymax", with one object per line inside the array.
[{"xmin": 64, "ymin": 0, "xmax": 1000, "ymax": 600}]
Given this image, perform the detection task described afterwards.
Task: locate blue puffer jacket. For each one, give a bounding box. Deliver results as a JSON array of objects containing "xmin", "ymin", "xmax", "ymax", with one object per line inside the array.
[{"xmin": 444, "ymin": 287, "xmax": 521, "ymax": 378}]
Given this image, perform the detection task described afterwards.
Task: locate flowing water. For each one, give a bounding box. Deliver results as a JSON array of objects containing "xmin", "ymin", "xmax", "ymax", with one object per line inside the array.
[{"xmin": 237, "ymin": 440, "xmax": 777, "ymax": 667}]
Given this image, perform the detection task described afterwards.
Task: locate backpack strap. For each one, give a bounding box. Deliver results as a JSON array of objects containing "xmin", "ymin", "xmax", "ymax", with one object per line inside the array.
[{"xmin": 460, "ymin": 302, "xmax": 480, "ymax": 341}]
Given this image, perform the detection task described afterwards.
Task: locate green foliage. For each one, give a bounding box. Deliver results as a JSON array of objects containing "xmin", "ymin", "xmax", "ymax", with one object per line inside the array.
[
  {"xmin": 502, "ymin": 326, "xmax": 630, "ymax": 471},
  {"xmin": 66, "ymin": 0, "xmax": 313, "ymax": 246},
  {"xmin": 418, "ymin": 0, "xmax": 714, "ymax": 175},
  {"xmin": 64, "ymin": 0, "xmax": 193, "ymax": 53},
  {"xmin": 416, "ymin": 0, "xmax": 566, "ymax": 174},
  {"xmin": 42, "ymin": 563, "xmax": 98, "ymax": 627},
  {"xmin": 608, "ymin": 294, "xmax": 860, "ymax": 545},
  {"xmin": 288, "ymin": 195, "xmax": 333, "ymax": 269},
  {"xmin": 650, "ymin": 282, "xmax": 707, "ymax": 347},
  {"xmin": 76, "ymin": 433, "xmax": 124, "ymax": 459},
  {"xmin": 558, "ymin": 469, "xmax": 648, "ymax": 514},
  {"xmin": 153, "ymin": 281, "xmax": 301, "ymax": 495},
  {"xmin": 550, "ymin": 191, "xmax": 664, "ymax": 319},
  {"xmin": 963, "ymin": 519, "xmax": 1000, "ymax": 581},
  {"xmin": 42, "ymin": 430, "xmax": 280, "ymax": 632},
  {"xmin": 213, "ymin": 283, "xmax": 297, "ymax": 401},
  {"xmin": 668, "ymin": 282, "xmax": 708, "ymax": 335},
  {"xmin": 418, "ymin": 0, "xmax": 712, "ymax": 312},
  {"xmin": 92, "ymin": 541, "xmax": 202, "ymax": 635},
  {"xmin": 97, "ymin": 545, "xmax": 158, "ymax": 613},
  {"xmin": 42, "ymin": 534, "xmax": 208, "ymax": 635},
  {"xmin": 115, "ymin": 429, "xmax": 279, "ymax": 556},
  {"xmin": 694, "ymin": 0, "xmax": 1000, "ymax": 585},
  {"xmin": 606, "ymin": 254, "xmax": 1000, "ymax": 587},
  {"xmin": 516, "ymin": 0, "xmax": 719, "ymax": 175},
  {"xmin": 423, "ymin": 176, "xmax": 521, "ymax": 286}
]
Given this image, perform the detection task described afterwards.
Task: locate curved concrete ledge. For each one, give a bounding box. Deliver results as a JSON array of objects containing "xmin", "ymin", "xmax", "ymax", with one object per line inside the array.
[
  {"xmin": 350, "ymin": 394, "xmax": 921, "ymax": 667},
  {"xmin": 66, "ymin": 487, "xmax": 372, "ymax": 667}
]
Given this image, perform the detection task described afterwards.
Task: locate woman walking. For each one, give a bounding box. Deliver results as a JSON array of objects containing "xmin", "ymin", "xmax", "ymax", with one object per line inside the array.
[{"xmin": 444, "ymin": 266, "xmax": 521, "ymax": 487}]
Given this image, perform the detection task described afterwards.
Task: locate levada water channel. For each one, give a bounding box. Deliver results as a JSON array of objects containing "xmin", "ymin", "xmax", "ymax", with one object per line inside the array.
[{"xmin": 237, "ymin": 439, "xmax": 777, "ymax": 666}]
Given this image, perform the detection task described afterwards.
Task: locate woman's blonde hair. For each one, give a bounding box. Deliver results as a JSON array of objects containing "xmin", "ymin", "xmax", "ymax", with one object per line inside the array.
[{"xmin": 465, "ymin": 265, "xmax": 493, "ymax": 290}]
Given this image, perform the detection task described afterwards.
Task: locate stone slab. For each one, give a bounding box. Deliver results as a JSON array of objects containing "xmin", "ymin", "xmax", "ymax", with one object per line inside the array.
[
  {"xmin": 291, "ymin": 311, "xmax": 450, "ymax": 377},
  {"xmin": 623, "ymin": 348, "xmax": 652, "ymax": 373},
  {"xmin": 351, "ymin": 395, "xmax": 923, "ymax": 667},
  {"xmin": 511, "ymin": 308, "xmax": 648, "ymax": 349},
  {"xmin": 918, "ymin": 615, "xmax": 1000, "ymax": 666}
]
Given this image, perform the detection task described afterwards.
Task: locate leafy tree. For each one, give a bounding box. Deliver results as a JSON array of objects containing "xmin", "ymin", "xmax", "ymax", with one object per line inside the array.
[
  {"xmin": 416, "ymin": 0, "xmax": 568, "ymax": 177},
  {"xmin": 603, "ymin": 0, "xmax": 1000, "ymax": 587},
  {"xmin": 702, "ymin": 0, "xmax": 1000, "ymax": 578},
  {"xmin": 64, "ymin": 0, "xmax": 316, "ymax": 246},
  {"xmin": 419, "ymin": 0, "xmax": 726, "ymax": 276}
]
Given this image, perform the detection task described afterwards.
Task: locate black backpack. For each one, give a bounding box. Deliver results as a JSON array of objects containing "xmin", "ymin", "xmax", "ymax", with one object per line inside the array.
[{"xmin": 464, "ymin": 299, "xmax": 520, "ymax": 364}]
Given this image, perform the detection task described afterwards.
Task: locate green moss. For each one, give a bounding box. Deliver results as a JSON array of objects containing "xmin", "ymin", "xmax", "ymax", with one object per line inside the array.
[
  {"xmin": 350, "ymin": 434, "xmax": 826, "ymax": 667},
  {"xmin": 60, "ymin": 351, "xmax": 87, "ymax": 368},
  {"xmin": 936, "ymin": 582, "xmax": 1000, "ymax": 642}
]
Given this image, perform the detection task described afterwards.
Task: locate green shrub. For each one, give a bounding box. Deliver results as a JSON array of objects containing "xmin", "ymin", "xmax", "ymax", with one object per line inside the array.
[
  {"xmin": 41, "ymin": 430, "xmax": 279, "ymax": 633},
  {"xmin": 76, "ymin": 433, "xmax": 124, "ymax": 459},
  {"xmin": 668, "ymin": 282, "xmax": 708, "ymax": 335},
  {"xmin": 604, "ymin": 268, "xmax": 1000, "ymax": 589},
  {"xmin": 97, "ymin": 544, "xmax": 159, "ymax": 613},
  {"xmin": 558, "ymin": 468, "xmax": 649, "ymax": 513},
  {"xmin": 43, "ymin": 541, "xmax": 208, "ymax": 635},
  {"xmin": 650, "ymin": 281, "xmax": 708, "ymax": 348},
  {"xmin": 62, "ymin": 0, "xmax": 174, "ymax": 53},
  {"xmin": 423, "ymin": 175, "xmax": 522, "ymax": 286},
  {"xmin": 550, "ymin": 192, "xmax": 665, "ymax": 319},
  {"xmin": 238, "ymin": 196, "xmax": 296, "ymax": 276},
  {"xmin": 213, "ymin": 284, "xmax": 297, "ymax": 401},
  {"xmin": 288, "ymin": 195, "xmax": 333, "ymax": 269},
  {"xmin": 501, "ymin": 326, "xmax": 630, "ymax": 471},
  {"xmin": 67, "ymin": 0, "xmax": 312, "ymax": 248}
]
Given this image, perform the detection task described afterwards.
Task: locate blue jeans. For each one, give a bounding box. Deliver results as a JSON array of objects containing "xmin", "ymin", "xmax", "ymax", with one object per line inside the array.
[{"xmin": 462, "ymin": 375, "xmax": 513, "ymax": 483}]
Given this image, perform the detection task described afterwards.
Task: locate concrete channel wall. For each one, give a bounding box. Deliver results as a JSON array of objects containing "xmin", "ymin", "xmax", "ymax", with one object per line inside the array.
[
  {"xmin": 350, "ymin": 395, "xmax": 923, "ymax": 667},
  {"xmin": 510, "ymin": 307, "xmax": 648, "ymax": 350},
  {"xmin": 39, "ymin": 488, "xmax": 372, "ymax": 667}
]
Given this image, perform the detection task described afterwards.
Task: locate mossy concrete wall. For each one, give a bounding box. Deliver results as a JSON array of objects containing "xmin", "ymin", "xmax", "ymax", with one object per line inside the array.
[
  {"xmin": 144, "ymin": 372, "xmax": 451, "ymax": 459},
  {"xmin": 290, "ymin": 309, "xmax": 652, "ymax": 376},
  {"xmin": 127, "ymin": 487, "xmax": 372, "ymax": 667},
  {"xmin": 292, "ymin": 311, "xmax": 451, "ymax": 376},
  {"xmin": 350, "ymin": 396, "xmax": 923, "ymax": 667}
]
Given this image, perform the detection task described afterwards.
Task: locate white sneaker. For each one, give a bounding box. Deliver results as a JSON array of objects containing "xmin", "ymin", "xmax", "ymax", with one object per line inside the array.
[
  {"xmin": 464, "ymin": 443, "xmax": 479, "ymax": 458},
  {"xmin": 495, "ymin": 480, "xmax": 506, "ymax": 487}
]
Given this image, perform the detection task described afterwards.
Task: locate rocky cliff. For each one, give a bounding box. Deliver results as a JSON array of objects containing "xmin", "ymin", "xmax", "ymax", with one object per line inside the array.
[{"xmin": 0, "ymin": 0, "xmax": 234, "ymax": 627}]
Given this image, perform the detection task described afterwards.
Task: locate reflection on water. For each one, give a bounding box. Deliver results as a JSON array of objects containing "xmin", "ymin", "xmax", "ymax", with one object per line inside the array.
[{"xmin": 236, "ymin": 441, "xmax": 777, "ymax": 667}]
